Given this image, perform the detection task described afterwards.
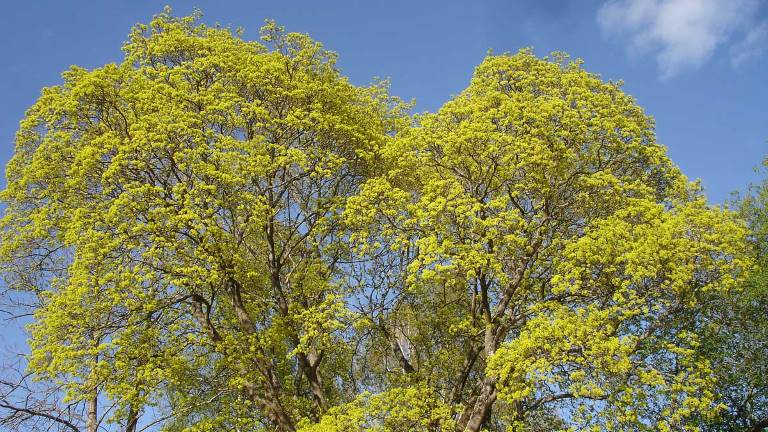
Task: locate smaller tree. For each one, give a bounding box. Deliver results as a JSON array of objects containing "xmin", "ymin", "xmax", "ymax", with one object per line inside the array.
[{"xmin": 698, "ymin": 158, "xmax": 768, "ymax": 432}]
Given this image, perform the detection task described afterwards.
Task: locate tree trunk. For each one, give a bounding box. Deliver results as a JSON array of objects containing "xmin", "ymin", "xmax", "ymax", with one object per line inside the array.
[
  {"xmin": 226, "ymin": 277, "xmax": 297, "ymax": 432},
  {"xmin": 125, "ymin": 405, "xmax": 138, "ymax": 432},
  {"xmin": 299, "ymin": 351, "xmax": 327, "ymax": 412},
  {"xmin": 458, "ymin": 376, "xmax": 497, "ymax": 432},
  {"xmin": 86, "ymin": 394, "xmax": 98, "ymax": 432},
  {"xmin": 459, "ymin": 274, "xmax": 501, "ymax": 432}
]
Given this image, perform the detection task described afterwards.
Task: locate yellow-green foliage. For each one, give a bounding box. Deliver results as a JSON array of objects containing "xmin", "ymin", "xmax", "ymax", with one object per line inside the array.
[
  {"xmin": 344, "ymin": 50, "xmax": 749, "ymax": 431},
  {"xmin": 0, "ymin": 9, "xmax": 408, "ymax": 431},
  {"xmin": 298, "ymin": 386, "xmax": 455, "ymax": 432},
  {"xmin": 0, "ymin": 10, "xmax": 751, "ymax": 432}
]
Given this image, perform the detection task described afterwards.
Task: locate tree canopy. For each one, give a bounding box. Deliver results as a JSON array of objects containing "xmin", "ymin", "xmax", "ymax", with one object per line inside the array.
[
  {"xmin": 0, "ymin": 10, "xmax": 758, "ymax": 432},
  {"xmin": 695, "ymin": 159, "xmax": 768, "ymax": 432}
]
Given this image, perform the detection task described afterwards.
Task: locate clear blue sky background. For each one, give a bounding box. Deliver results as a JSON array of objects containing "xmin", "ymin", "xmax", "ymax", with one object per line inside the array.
[{"xmin": 1, "ymin": 1, "xmax": 766, "ymax": 204}]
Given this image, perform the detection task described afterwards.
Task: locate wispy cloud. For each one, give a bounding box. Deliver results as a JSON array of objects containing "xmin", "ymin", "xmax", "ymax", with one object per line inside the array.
[
  {"xmin": 730, "ymin": 21, "xmax": 768, "ymax": 66},
  {"xmin": 597, "ymin": 0, "xmax": 765, "ymax": 78}
]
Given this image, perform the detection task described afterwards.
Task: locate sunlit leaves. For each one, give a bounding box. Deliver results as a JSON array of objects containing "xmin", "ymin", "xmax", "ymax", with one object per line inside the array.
[{"xmin": 0, "ymin": 11, "xmax": 752, "ymax": 432}]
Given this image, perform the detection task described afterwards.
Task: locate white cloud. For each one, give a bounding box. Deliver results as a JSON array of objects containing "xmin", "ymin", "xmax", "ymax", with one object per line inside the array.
[
  {"xmin": 731, "ymin": 21, "xmax": 768, "ymax": 66},
  {"xmin": 597, "ymin": 0, "xmax": 765, "ymax": 78}
]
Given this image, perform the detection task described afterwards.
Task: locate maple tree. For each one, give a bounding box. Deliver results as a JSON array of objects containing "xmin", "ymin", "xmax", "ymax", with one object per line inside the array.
[{"xmin": 0, "ymin": 10, "xmax": 754, "ymax": 432}]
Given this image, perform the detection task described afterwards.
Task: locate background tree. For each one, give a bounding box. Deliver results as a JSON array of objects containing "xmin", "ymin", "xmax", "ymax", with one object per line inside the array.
[{"xmin": 697, "ymin": 159, "xmax": 768, "ymax": 432}]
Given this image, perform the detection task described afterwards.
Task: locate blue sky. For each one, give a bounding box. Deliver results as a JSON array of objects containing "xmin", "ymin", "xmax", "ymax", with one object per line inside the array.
[{"xmin": 0, "ymin": 0, "xmax": 766, "ymax": 203}]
